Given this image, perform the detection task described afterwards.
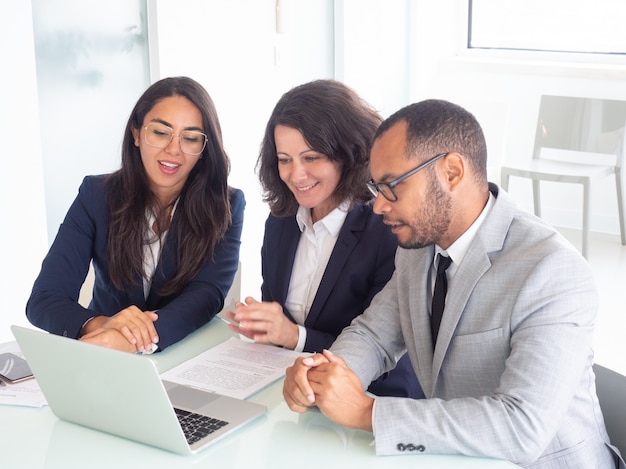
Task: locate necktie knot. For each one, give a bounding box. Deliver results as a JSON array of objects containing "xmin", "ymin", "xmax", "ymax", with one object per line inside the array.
[{"xmin": 437, "ymin": 254, "xmax": 452, "ymax": 274}]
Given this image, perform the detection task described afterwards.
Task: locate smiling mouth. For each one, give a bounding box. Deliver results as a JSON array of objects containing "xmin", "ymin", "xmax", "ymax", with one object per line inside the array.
[
  {"xmin": 159, "ymin": 161, "xmax": 180, "ymax": 169},
  {"xmin": 295, "ymin": 182, "xmax": 318, "ymax": 192}
]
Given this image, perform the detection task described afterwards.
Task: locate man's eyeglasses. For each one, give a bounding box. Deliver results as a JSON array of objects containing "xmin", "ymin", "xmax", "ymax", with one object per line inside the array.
[
  {"xmin": 143, "ymin": 122, "xmax": 208, "ymax": 156},
  {"xmin": 366, "ymin": 152, "xmax": 448, "ymax": 202}
]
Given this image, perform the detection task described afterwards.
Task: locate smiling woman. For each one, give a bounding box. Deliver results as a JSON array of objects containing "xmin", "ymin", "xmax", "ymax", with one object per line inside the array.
[
  {"xmin": 133, "ymin": 95, "xmax": 205, "ymax": 209},
  {"xmin": 224, "ymin": 79, "xmax": 424, "ymax": 400},
  {"xmin": 26, "ymin": 77, "xmax": 245, "ymax": 355}
]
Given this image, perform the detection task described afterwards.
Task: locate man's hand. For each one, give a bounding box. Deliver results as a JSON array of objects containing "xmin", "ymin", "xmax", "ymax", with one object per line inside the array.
[
  {"xmin": 225, "ymin": 297, "xmax": 299, "ymax": 349},
  {"xmin": 308, "ymin": 350, "xmax": 374, "ymax": 431},
  {"xmin": 80, "ymin": 306, "xmax": 158, "ymax": 352},
  {"xmin": 283, "ymin": 353, "xmax": 330, "ymax": 412},
  {"xmin": 283, "ymin": 350, "xmax": 375, "ymax": 432}
]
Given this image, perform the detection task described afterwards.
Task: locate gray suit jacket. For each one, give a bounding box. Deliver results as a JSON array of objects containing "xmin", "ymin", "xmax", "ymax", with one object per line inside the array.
[{"xmin": 331, "ymin": 184, "xmax": 624, "ymax": 468}]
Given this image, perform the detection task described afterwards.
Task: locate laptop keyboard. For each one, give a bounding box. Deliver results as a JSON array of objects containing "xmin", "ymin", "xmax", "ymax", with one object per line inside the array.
[{"xmin": 174, "ymin": 408, "xmax": 229, "ymax": 445}]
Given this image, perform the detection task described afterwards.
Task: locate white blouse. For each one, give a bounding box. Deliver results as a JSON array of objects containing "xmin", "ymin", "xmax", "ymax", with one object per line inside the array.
[
  {"xmin": 285, "ymin": 200, "xmax": 349, "ymax": 351},
  {"xmin": 142, "ymin": 199, "xmax": 179, "ymax": 300}
]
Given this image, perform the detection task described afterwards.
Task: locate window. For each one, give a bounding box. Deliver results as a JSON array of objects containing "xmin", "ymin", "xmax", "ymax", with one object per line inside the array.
[{"xmin": 469, "ymin": 0, "xmax": 626, "ymax": 55}]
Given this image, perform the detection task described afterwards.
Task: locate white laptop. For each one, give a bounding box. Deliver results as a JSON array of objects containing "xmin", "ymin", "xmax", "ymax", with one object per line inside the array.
[{"xmin": 11, "ymin": 325, "xmax": 267, "ymax": 455}]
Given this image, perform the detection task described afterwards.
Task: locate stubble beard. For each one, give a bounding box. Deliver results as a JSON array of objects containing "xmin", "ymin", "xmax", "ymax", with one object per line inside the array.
[{"xmin": 398, "ymin": 172, "xmax": 452, "ymax": 250}]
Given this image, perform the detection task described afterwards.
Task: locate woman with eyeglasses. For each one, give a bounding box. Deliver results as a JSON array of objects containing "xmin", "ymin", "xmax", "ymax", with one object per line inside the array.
[
  {"xmin": 26, "ymin": 76, "xmax": 244, "ymax": 353},
  {"xmin": 225, "ymin": 79, "xmax": 422, "ymax": 398}
]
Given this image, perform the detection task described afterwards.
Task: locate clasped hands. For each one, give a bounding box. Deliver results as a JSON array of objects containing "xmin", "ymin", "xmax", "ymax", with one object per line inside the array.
[
  {"xmin": 79, "ymin": 305, "xmax": 159, "ymax": 353},
  {"xmin": 282, "ymin": 349, "xmax": 374, "ymax": 432}
]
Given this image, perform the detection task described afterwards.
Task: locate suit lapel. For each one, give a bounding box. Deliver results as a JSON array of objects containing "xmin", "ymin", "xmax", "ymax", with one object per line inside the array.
[
  {"xmin": 408, "ymin": 246, "xmax": 437, "ymax": 396},
  {"xmin": 146, "ymin": 246, "xmax": 172, "ymax": 310},
  {"xmin": 266, "ymin": 216, "xmax": 301, "ymax": 309},
  {"xmin": 431, "ymin": 246, "xmax": 491, "ymax": 382},
  {"xmin": 431, "ymin": 183, "xmax": 511, "ymax": 387},
  {"xmin": 128, "ymin": 280, "xmax": 147, "ymax": 310},
  {"xmin": 305, "ymin": 206, "xmax": 364, "ymax": 326}
]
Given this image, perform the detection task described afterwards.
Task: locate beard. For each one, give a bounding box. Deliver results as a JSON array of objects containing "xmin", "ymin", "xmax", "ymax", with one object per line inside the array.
[{"xmin": 397, "ymin": 171, "xmax": 452, "ymax": 250}]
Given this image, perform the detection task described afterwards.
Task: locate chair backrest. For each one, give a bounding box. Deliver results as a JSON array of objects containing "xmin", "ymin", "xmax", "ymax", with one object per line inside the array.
[
  {"xmin": 593, "ymin": 363, "xmax": 626, "ymax": 457},
  {"xmin": 533, "ymin": 95, "xmax": 626, "ymax": 168}
]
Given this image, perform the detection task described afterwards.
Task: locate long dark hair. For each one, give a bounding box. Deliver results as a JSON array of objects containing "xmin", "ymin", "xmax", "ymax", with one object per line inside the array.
[
  {"xmin": 106, "ymin": 76, "xmax": 231, "ymax": 295},
  {"xmin": 257, "ymin": 79, "xmax": 382, "ymax": 216}
]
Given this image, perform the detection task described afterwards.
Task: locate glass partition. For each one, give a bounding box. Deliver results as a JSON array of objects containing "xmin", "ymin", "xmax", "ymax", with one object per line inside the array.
[{"xmin": 32, "ymin": 0, "xmax": 150, "ymax": 241}]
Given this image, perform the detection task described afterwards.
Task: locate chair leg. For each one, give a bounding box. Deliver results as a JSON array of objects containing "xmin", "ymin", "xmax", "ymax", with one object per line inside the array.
[
  {"xmin": 501, "ymin": 170, "xmax": 510, "ymax": 191},
  {"xmin": 615, "ymin": 170, "xmax": 626, "ymax": 246},
  {"xmin": 532, "ymin": 179, "xmax": 542, "ymax": 217},
  {"xmin": 582, "ymin": 181, "xmax": 590, "ymax": 260}
]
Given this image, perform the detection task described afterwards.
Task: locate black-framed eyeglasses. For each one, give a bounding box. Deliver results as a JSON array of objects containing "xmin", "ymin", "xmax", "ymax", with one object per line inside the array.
[
  {"xmin": 143, "ymin": 122, "xmax": 208, "ymax": 156},
  {"xmin": 366, "ymin": 152, "xmax": 448, "ymax": 202}
]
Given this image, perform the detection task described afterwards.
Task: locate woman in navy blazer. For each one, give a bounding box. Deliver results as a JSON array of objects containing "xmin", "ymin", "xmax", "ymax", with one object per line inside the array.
[
  {"xmin": 27, "ymin": 77, "xmax": 244, "ymax": 353},
  {"xmin": 225, "ymin": 80, "xmax": 422, "ymax": 398}
]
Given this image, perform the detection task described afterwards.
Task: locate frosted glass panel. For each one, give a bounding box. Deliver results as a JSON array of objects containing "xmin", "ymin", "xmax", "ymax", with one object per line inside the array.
[{"xmin": 32, "ymin": 0, "xmax": 150, "ymax": 242}]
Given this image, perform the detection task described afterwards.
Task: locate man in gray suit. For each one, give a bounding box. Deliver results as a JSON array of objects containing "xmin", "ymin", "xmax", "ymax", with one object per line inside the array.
[{"xmin": 283, "ymin": 99, "xmax": 624, "ymax": 468}]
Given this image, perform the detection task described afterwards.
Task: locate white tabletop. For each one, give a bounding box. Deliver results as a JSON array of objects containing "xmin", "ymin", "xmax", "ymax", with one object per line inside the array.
[{"xmin": 0, "ymin": 320, "xmax": 521, "ymax": 469}]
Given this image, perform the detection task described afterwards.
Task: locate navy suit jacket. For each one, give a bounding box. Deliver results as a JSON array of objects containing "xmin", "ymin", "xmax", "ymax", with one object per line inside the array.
[
  {"xmin": 261, "ymin": 201, "xmax": 423, "ymax": 398},
  {"xmin": 26, "ymin": 175, "xmax": 244, "ymax": 351}
]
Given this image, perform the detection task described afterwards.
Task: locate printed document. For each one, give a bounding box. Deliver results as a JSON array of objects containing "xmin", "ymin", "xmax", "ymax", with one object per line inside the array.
[{"xmin": 160, "ymin": 337, "xmax": 309, "ymax": 399}]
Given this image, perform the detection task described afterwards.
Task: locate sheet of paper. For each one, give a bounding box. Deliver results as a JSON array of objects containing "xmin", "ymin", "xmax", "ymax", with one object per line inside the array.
[
  {"xmin": 160, "ymin": 337, "xmax": 309, "ymax": 399},
  {"xmin": 0, "ymin": 341, "xmax": 47, "ymax": 407}
]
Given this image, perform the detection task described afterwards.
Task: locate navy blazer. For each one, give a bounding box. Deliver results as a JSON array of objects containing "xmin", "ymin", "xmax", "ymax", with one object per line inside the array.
[
  {"xmin": 261, "ymin": 202, "xmax": 423, "ymax": 398},
  {"xmin": 26, "ymin": 175, "xmax": 245, "ymax": 351}
]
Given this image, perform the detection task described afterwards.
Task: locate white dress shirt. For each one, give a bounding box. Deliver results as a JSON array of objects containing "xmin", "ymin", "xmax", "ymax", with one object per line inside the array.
[
  {"xmin": 430, "ymin": 192, "xmax": 495, "ymax": 309},
  {"xmin": 285, "ymin": 200, "xmax": 349, "ymax": 352}
]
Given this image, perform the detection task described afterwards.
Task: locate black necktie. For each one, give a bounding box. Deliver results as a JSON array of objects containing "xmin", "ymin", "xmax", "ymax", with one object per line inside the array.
[{"xmin": 431, "ymin": 253, "xmax": 452, "ymax": 347}]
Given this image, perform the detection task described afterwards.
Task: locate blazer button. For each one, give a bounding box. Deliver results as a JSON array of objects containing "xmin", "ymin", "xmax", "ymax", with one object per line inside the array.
[{"xmin": 410, "ymin": 444, "xmax": 425, "ymax": 452}]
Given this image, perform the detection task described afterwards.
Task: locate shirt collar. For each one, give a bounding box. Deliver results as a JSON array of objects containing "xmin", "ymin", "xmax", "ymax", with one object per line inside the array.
[
  {"xmin": 435, "ymin": 192, "xmax": 495, "ymax": 266},
  {"xmin": 295, "ymin": 199, "xmax": 350, "ymax": 237}
]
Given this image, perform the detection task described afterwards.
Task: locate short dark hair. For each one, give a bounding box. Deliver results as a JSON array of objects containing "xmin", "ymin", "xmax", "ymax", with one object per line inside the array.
[
  {"xmin": 376, "ymin": 99, "xmax": 488, "ymax": 182},
  {"xmin": 257, "ymin": 79, "xmax": 382, "ymax": 216}
]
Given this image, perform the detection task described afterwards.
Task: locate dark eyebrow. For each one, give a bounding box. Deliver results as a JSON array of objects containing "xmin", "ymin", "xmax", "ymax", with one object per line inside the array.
[
  {"xmin": 276, "ymin": 149, "xmax": 320, "ymax": 158},
  {"xmin": 150, "ymin": 118, "xmax": 204, "ymax": 133},
  {"xmin": 371, "ymin": 171, "xmax": 396, "ymax": 183}
]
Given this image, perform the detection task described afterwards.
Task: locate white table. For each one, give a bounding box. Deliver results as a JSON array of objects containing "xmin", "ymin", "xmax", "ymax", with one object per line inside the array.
[{"xmin": 0, "ymin": 320, "xmax": 521, "ymax": 469}]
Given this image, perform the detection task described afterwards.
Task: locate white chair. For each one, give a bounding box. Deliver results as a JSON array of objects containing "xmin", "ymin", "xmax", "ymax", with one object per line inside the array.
[
  {"xmin": 501, "ymin": 95, "xmax": 626, "ymax": 259},
  {"xmin": 594, "ymin": 364, "xmax": 626, "ymax": 459}
]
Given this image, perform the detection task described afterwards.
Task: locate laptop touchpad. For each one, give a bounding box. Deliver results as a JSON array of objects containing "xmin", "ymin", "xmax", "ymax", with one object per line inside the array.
[{"xmin": 166, "ymin": 384, "xmax": 220, "ymax": 410}]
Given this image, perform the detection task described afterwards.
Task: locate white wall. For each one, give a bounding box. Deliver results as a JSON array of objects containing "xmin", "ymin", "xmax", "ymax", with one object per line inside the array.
[
  {"xmin": 0, "ymin": 0, "xmax": 49, "ymax": 342},
  {"xmin": 335, "ymin": 0, "xmax": 411, "ymax": 117}
]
